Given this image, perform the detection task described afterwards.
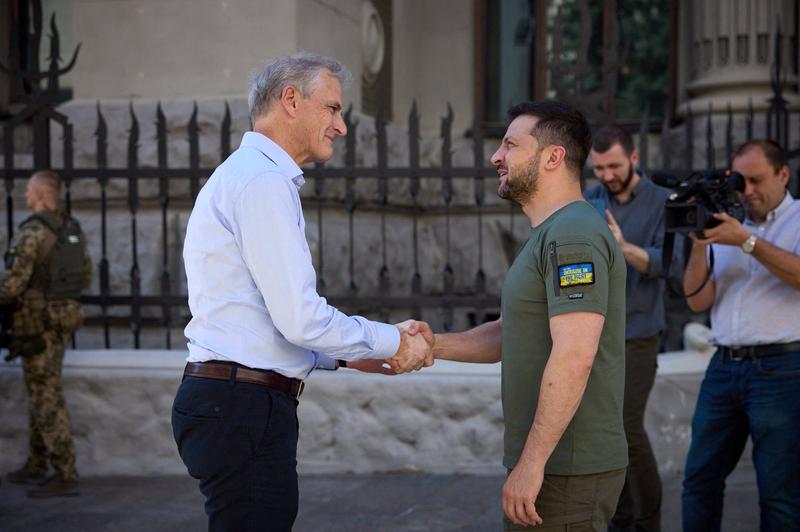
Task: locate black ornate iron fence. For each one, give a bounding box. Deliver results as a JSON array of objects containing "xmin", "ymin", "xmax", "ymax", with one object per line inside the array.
[{"xmin": 1, "ymin": 2, "xmax": 799, "ymax": 349}]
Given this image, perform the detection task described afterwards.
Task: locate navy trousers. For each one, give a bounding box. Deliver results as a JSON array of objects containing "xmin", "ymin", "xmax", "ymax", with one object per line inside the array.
[
  {"xmin": 172, "ymin": 375, "xmax": 299, "ymax": 532},
  {"xmin": 682, "ymin": 349, "xmax": 800, "ymax": 532}
]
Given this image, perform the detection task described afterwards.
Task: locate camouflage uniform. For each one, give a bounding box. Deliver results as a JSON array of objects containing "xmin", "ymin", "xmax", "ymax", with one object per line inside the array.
[{"xmin": 0, "ymin": 209, "xmax": 91, "ymax": 482}]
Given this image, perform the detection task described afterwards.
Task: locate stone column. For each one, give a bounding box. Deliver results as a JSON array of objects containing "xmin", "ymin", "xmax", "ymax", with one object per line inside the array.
[{"xmin": 679, "ymin": 0, "xmax": 799, "ymax": 114}]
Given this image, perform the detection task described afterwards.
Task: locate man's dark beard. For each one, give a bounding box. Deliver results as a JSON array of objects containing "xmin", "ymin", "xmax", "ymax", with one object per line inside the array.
[
  {"xmin": 498, "ymin": 151, "xmax": 541, "ymax": 205},
  {"xmin": 608, "ymin": 163, "xmax": 635, "ymax": 196}
]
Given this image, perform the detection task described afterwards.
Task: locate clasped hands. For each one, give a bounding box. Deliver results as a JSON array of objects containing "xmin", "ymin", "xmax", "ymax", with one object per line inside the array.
[
  {"xmin": 386, "ymin": 319, "xmax": 435, "ymax": 374},
  {"xmin": 342, "ymin": 320, "xmax": 433, "ymax": 375}
]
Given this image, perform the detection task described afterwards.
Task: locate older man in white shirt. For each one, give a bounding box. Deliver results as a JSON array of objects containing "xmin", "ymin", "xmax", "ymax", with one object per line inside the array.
[{"xmin": 172, "ymin": 53, "xmax": 432, "ymax": 532}]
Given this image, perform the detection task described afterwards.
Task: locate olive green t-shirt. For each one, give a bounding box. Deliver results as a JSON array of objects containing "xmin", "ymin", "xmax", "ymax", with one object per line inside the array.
[{"xmin": 501, "ymin": 200, "xmax": 627, "ymax": 475}]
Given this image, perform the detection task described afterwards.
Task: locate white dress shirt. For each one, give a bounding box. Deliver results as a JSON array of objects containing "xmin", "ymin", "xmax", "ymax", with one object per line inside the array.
[
  {"xmin": 710, "ymin": 192, "xmax": 800, "ymax": 346},
  {"xmin": 183, "ymin": 132, "xmax": 400, "ymax": 378}
]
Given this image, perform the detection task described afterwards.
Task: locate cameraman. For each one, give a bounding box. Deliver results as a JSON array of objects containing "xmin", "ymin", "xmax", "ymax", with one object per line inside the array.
[
  {"xmin": 682, "ymin": 139, "xmax": 800, "ymax": 531},
  {"xmin": 1, "ymin": 171, "xmax": 91, "ymax": 498},
  {"xmin": 585, "ymin": 125, "xmax": 671, "ymax": 532}
]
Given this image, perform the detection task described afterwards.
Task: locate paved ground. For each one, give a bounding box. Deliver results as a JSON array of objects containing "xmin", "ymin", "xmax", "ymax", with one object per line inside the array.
[{"xmin": 0, "ymin": 468, "xmax": 758, "ymax": 531}]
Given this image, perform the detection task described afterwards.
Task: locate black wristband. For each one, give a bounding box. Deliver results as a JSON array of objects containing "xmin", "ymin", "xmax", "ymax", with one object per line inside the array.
[{"xmin": 338, "ymin": 360, "xmax": 348, "ymax": 369}]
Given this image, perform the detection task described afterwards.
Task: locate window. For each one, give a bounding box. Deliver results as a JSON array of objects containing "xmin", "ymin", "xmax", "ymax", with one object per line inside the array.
[
  {"xmin": 478, "ymin": 0, "xmax": 671, "ymax": 127},
  {"xmin": 482, "ymin": 0, "xmax": 536, "ymax": 124}
]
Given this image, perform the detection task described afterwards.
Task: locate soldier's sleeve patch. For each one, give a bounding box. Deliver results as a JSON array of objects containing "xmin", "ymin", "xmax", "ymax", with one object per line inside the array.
[
  {"xmin": 558, "ymin": 262, "xmax": 595, "ymax": 288},
  {"xmin": 545, "ymin": 237, "xmax": 609, "ymax": 318}
]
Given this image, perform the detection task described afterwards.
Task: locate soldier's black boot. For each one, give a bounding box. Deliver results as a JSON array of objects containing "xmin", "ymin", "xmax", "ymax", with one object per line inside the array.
[
  {"xmin": 26, "ymin": 475, "xmax": 79, "ymax": 498},
  {"xmin": 6, "ymin": 463, "xmax": 47, "ymax": 485}
]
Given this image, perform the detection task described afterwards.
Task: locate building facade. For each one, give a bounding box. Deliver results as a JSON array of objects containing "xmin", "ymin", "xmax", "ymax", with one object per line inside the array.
[{"xmin": 1, "ymin": 0, "xmax": 797, "ymax": 348}]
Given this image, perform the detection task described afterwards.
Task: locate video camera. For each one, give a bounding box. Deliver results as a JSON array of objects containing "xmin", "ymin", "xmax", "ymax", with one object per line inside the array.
[
  {"xmin": 653, "ymin": 169, "xmax": 747, "ymax": 297},
  {"xmin": 661, "ymin": 170, "xmax": 746, "ymax": 235}
]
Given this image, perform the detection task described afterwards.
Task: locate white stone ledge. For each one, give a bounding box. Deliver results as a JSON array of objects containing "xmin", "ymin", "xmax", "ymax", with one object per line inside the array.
[
  {"xmin": 0, "ymin": 347, "xmax": 713, "ymax": 376},
  {"xmin": 0, "ymin": 345, "xmax": 715, "ymax": 477}
]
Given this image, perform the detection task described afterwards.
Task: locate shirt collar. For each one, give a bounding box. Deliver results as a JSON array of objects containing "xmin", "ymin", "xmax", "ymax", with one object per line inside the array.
[
  {"xmin": 240, "ymin": 131, "xmax": 305, "ymax": 189},
  {"xmin": 768, "ymin": 191, "xmax": 793, "ymax": 221},
  {"xmin": 629, "ymin": 171, "xmax": 648, "ymax": 199}
]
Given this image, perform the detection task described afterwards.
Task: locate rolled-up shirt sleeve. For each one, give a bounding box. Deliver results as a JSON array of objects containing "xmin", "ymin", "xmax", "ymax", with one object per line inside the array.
[
  {"xmin": 644, "ymin": 245, "xmax": 662, "ymax": 278},
  {"xmin": 234, "ymin": 173, "xmax": 400, "ymax": 361}
]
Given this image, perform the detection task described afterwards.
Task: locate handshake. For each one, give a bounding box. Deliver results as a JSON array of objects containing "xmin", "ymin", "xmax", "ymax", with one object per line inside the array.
[{"xmin": 387, "ymin": 320, "xmax": 435, "ymax": 374}]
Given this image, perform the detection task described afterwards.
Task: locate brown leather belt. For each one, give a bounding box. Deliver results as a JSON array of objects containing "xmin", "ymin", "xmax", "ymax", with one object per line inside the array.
[
  {"xmin": 719, "ymin": 341, "xmax": 800, "ymax": 360},
  {"xmin": 184, "ymin": 361, "xmax": 305, "ymax": 398}
]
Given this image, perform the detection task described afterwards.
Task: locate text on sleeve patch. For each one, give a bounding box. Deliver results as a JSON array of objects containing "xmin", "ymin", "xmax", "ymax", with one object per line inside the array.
[{"xmin": 558, "ymin": 262, "xmax": 595, "ymax": 288}]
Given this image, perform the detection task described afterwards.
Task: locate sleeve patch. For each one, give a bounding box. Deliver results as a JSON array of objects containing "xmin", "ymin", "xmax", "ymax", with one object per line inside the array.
[{"xmin": 558, "ymin": 262, "xmax": 595, "ymax": 287}]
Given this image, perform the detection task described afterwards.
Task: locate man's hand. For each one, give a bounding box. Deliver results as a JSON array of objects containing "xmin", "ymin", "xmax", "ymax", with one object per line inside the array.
[
  {"xmin": 346, "ymin": 359, "xmax": 397, "ymax": 375},
  {"xmin": 502, "ymin": 462, "xmax": 544, "ymax": 527},
  {"xmin": 397, "ymin": 319, "xmax": 435, "ymax": 352},
  {"xmin": 388, "ymin": 321, "xmax": 434, "ymax": 373},
  {"xmin": 693, "ymin": 212, "xmax": 750, "ymax": 246},
  {"xmin": 605, "ymin": 209, "xmax": 624, "ymax": 246},
  {"xmin": 388, "ymin": 329, "xmax": 429, "ymax": 373},
  {"xmin": 606, "ymin": 209, "xmax": 651, "ymax": 274},
  {"xmin": 687, "ymin": 232, "xmax": 706, "ymax": 246}
]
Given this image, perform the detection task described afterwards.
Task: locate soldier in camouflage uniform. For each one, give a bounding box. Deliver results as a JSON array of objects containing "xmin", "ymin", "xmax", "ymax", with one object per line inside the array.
[{"xmin": 1, "ymin": 171, "xmax": 91, "ymax": 498}]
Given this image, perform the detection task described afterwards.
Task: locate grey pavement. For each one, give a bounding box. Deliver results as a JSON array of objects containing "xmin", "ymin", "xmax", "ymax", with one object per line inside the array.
[{"xmin": 0, "ymin": 469, "xmax": 758, "ymax": 532}]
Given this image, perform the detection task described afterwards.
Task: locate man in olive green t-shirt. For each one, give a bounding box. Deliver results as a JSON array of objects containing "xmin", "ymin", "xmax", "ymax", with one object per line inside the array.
[{"xmin": 408, "ymin": 101, "xmax": 627, "ymax": 531}]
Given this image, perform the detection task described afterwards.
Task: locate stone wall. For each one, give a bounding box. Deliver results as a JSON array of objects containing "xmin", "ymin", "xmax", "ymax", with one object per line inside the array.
[
  {"xmin": 62, "ymin": 0, "xmax": 475, "ymax": 132},
  {"xmin": 0, "ymin": 338, "xmax": 753, "ymax": 480}
]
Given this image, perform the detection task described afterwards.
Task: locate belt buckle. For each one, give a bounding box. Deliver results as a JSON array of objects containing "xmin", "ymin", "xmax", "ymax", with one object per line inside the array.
[{"xmin": 728, "ymin": 346, "xmax": 754, "ymax": 361}]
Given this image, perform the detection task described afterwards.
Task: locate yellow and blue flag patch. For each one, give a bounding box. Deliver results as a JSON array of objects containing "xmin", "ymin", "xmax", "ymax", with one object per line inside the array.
[{"xmin": 558, "ymin": 262, "xmax": 594, "ymax": 288}]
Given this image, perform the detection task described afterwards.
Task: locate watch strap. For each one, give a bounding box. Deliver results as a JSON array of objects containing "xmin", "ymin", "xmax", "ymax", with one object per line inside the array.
[{"xmin": 741, "ymin": 234, "xmax": 757, "ymax": 253}]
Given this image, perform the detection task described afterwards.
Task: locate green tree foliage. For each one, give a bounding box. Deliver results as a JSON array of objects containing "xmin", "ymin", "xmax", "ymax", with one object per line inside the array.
[
  {"xmin": 616, "ymin": 0, "xmax": 669, "ymax": 120},
  {"xmin": 552, "ymin": 0, "xmax": 668, "ymax": 121}
]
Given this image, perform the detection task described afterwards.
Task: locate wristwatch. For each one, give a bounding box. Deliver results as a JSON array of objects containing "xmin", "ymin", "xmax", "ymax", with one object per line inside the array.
[{"xmin": 741, "ymin": 234, "xmax": 757, "ymax": 254}]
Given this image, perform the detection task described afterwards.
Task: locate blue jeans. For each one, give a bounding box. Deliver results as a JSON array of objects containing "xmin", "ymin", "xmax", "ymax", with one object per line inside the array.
[
  {"xmin": 172, "ymin": 375, "xmax": 299, "ymax": 532},
  {"xmin": 682, "ymin": 349, "xmax": 800, "ymax": 532}
]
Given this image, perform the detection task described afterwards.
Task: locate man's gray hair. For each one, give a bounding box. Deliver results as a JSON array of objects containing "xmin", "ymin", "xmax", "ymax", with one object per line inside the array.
[{"xmin": 247, "ymin": 52, "xmax": 351, "ymax": 122}]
